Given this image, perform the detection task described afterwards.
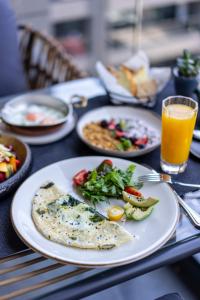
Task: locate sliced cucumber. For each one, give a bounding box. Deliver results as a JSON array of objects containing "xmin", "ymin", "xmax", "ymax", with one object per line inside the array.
[
  {"xmin": 124, "ymin": 203, "xmax": 154, "ymax": 221},
  {"xmin": 123, "ymin": 191, "xmax": 159, "ymax": 208}
]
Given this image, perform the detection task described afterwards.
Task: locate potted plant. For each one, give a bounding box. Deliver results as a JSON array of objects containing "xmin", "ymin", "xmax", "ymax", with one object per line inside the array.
[{"xmin": 173, "ymin": 50, "xmax": 200, "ymax": 97}]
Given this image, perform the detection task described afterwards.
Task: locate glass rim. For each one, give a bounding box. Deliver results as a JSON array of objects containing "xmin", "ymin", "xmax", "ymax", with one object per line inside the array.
[{"xmin": 162, "ymin": 95, "xmax": 198, "ymax": 112}]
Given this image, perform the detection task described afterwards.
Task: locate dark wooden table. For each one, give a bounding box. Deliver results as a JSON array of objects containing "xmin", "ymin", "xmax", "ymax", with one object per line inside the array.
[{"xmin": 0, "ymin": 79, "xmax": 200, "ymax": 300}]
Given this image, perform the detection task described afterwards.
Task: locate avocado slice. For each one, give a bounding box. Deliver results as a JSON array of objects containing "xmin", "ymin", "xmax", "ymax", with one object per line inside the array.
[
  {"xmin": 123, "ymin": 191, "xmax": 159, "ymax": 208},
  {"xmin": 132, "ymin": 206, "xmax": 154, "ymax": 221},
  {"xmin": 5, "ymin": 164, "xmax": 13, "ymax": 178},
  {"xmin": 124, "ymin": 202, "xmax": 154, "ymax": 221}
]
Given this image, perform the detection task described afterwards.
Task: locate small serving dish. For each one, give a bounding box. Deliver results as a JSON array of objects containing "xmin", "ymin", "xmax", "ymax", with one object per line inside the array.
[
  {"xmin": 77, "ymin": 106, "xmax": 161, "ymax": 157},
  {"xmin": 0, "ymin": 134, "xmax": 31, "ymax": 197},
  {"xmin": 1, "ymin": 94, "xmax": 87, "ymax": 136}
]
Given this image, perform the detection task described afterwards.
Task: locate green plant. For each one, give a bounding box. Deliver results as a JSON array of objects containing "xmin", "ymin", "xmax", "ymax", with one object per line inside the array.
[{"xmin": 176, "ymin": 49, "xmax": 200, "ymax": 77}]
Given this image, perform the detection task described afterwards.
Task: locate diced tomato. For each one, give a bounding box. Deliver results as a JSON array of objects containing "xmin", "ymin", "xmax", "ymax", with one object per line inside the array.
[
  {"xmin": 73, "ymin": 169, "xmax": 89, "ymax": 186},
  {"xmin": 135, "ymin": 136, "xmax": 148, "ymax": 146},
  {"xmin": 124, "ymin": 186, "xmax": 142, "ymax": 197},
  {"xmin": 15, "ymin": 159, "xmax": 21, "ymax": 168},
  {"xmin": 115, "ymin": 130, "xmax": 126, "ymax": 138},
  {"xmin": 0, "ymin": 172, "xmax": 6, "ymax": 182},
  {"xmin": 108, "ymin": 119, "xmax": 116, "ymax": 130},
  {"xmin": 108, "ymin": 124, "xmax": 115, "ymax": 130}
]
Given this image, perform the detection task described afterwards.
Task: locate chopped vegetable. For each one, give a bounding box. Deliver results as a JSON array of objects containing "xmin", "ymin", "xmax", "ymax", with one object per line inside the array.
[
  {"xmin": 97, "ymin": 159, "xmax": 113, "ymax": 173},
  {"xmin": 73, "ymin": 169, "xmax": 89, "ymax": 186},
  {"xmin": 74, "ymin": 160, "xmax": 136, "ymax": 205},
  {"xmin": 135, "ymin": 137, "xmax": 148, "ymax": 146},
  {"xmin": 119, "ymin": 138, "xmax": 132, "ymax": 150},
  {"xmin": 124, "ymin": 186, "xmax": 142, "ymax": 197},
  {"xmin": 0, "ymin": 143, "xmax": 21, "ymax": 182},
  {"xmin": 107, "ymin": 206, "xmax": 124, "ymax": 221},
  {"xmin": 124, "ymin": 202, "xmax": 154, "ymax": 221},
  {"xmin": 123, "ymin": 191, "xmax": 159, "ymax": 208}
]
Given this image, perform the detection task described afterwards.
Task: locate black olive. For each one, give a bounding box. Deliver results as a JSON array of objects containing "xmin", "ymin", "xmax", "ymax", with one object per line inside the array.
[
  {"xmin": 138, "ymin": 144, "xmax": 145, "ymax": 149},
  {"xmin": 115, "ymin": 123, "xmax": 122, "ymax": 131},
  {"xmin": 100, "ymin": 120, "xmax": 108, "ymax": 128},
  {"xmin": 130, "ymin": 137, "xmax": 137, "ymax": 144}
]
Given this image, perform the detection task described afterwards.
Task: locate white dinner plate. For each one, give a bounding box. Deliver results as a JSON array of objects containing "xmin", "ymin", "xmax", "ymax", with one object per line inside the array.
[
  {"xmin": 11, "ymin": 156, "xmax": 179, "ymax": 268},
  {"xmin": 77, "ymin": 106, "xmax": 161, "ymax": 157}
]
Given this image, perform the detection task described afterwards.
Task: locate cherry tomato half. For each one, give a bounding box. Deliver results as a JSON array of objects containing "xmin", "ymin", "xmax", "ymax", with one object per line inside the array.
[
  {"xmin": 124, "ymin": 186, "xmax": 142, "ymax": 197},
  {"xmin": 73, "ymin": 169, "xmax": 89, "ymax": 186},
  {"xmin": 107, "ymin": 206, "xmax": 124, "ymax": 221}
]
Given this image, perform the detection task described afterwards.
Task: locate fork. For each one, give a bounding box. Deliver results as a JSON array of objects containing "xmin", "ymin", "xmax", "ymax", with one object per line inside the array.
[
  {"xmin": 138, "ymin": 173, "xmax": 200, "ymax": 189},
  {"xmin": 138, "ymin": 172, "xmax": 200, "ymax": 228}
]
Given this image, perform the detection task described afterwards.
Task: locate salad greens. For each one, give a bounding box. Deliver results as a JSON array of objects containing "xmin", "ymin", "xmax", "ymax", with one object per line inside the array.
[
  {"xmin": 75, "ymin": 160, "xmax": 137, "ymax": 205},
  {"xmin": 116, "ymin": 138, "xmax": 132, "ymax": 151}
]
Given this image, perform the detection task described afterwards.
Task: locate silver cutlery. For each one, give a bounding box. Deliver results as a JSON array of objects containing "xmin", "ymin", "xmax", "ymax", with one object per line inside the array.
[
  {"xmin": 138, "ymin": 170, "xmax": 200, "ymax": 228},
  {"xmin": 193, "ymin": 129, "xmax": 200, "ymax": 141},
  {"xmin": 138, "ymin": 173, "xmax": 200, "ymax": 189},
  {"xmin": 172, "ymin": 190, "xmax": 200, "ymax": 228}
]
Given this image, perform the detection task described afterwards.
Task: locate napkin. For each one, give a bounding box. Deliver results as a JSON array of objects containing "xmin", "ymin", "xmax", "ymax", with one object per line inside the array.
[
  {"xmin": 96, "ymin": 51, "xmax": 171, "ymax": 107},
  {"xmin": 50, "ymin": 77, "xmax": 106, "ymax": 104},
  {"xmin": 183, "ymin": 189, "xmax": 200, "ymax": 214}
]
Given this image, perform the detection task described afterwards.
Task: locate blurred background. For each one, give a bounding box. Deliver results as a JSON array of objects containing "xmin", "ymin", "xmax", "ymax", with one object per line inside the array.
[{"xmin": 11, "ymin": 0, "xmax": 200, "ymax": 73}]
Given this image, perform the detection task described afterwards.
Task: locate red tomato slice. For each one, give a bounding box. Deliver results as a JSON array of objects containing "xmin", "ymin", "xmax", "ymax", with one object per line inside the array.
[
  {"xmin": 124, "ymin": 186, "xmax": 142, "ymax": 197},
  {"xmin": 115, "ymin": 130, "xmax": 126, "ymax": 138},
  {"xmin": 73, "ymin": 169, "xmax": 89, "ymax": 186}
]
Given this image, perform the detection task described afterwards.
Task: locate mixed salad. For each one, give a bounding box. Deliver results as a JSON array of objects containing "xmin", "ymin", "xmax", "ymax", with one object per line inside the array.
[
  {"xmin": 0, "ymin": 144, "xmax": 21, "ymax": 182},
  {"xmin": 83, "ymin": 118, "xmax": 159, "ymax": 152},
  {"xmin": 73, "ymin": 159, "xmax": 159, "ymax": 222},
  {"xmin": 100, "ymin": 119, "xmax": 150, "ymax": 150}
]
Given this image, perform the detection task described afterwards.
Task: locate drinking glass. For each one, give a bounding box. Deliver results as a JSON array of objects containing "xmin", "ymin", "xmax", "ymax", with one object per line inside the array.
[{"xmin": 161, "ymin": 96, "xmax": 198, "ymax": 174}]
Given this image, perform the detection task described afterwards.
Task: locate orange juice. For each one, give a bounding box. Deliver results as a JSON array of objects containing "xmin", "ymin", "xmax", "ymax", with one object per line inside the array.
[{"xmin": 161, "ymin": 104, "xmax": 197, "ymax": 164}]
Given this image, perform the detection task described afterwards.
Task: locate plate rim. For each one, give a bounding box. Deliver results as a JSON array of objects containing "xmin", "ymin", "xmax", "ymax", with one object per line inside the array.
[
  {"xmin": 1, "ymin": 113, "xmax": 76, "ymax": 146},
  {"xmin": 76, "ymin": 106, "xmax": 161, "ymax": 157},
  {"xmin": 11, "ymin": 156, "xmax": 179, "ymax": 268}
]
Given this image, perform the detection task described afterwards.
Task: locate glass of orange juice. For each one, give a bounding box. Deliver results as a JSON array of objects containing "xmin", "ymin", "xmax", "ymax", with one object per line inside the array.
[{"xmin": 161, "ymin": 96, "xmax": 198, "ymax": 174}]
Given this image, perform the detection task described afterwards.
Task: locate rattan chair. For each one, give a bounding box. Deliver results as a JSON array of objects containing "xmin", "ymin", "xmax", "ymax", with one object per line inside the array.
[{"xmin": 18, "ymin": 24, "xmax": 85, "ymax": 90}]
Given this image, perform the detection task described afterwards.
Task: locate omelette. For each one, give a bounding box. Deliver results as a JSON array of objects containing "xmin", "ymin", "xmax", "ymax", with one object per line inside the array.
[{"xmin": 32, "ymin": 182, "xmax": 133, "ymax": 250}]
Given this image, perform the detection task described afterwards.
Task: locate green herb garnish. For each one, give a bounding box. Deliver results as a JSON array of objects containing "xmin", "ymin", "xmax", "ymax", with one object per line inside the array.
[
  {"xmin": 78, "ymin": 161, "xmax": 136, "ymax": 205},
  {"xmin": 89, "ymin": 215, "xmax": 104, "ymax": 222}
]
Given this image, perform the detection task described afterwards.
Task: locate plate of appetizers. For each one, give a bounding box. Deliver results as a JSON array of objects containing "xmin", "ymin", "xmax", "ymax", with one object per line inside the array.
[
  {"xmin": 11, "ymin": 157, "xmax": 179, "ymax": 267},
  {"xmin": 77, "ymin": 106, "xmax": 161, "ymax": 157},
  {"xmin": 0, "ymin": 134, "xmax": 31, "ymax": 197}
]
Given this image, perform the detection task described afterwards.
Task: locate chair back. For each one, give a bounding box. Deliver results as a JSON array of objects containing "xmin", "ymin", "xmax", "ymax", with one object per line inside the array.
[{"xmin": 18, "ymin": 25, "xmax": 85, "ymax": 90}]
